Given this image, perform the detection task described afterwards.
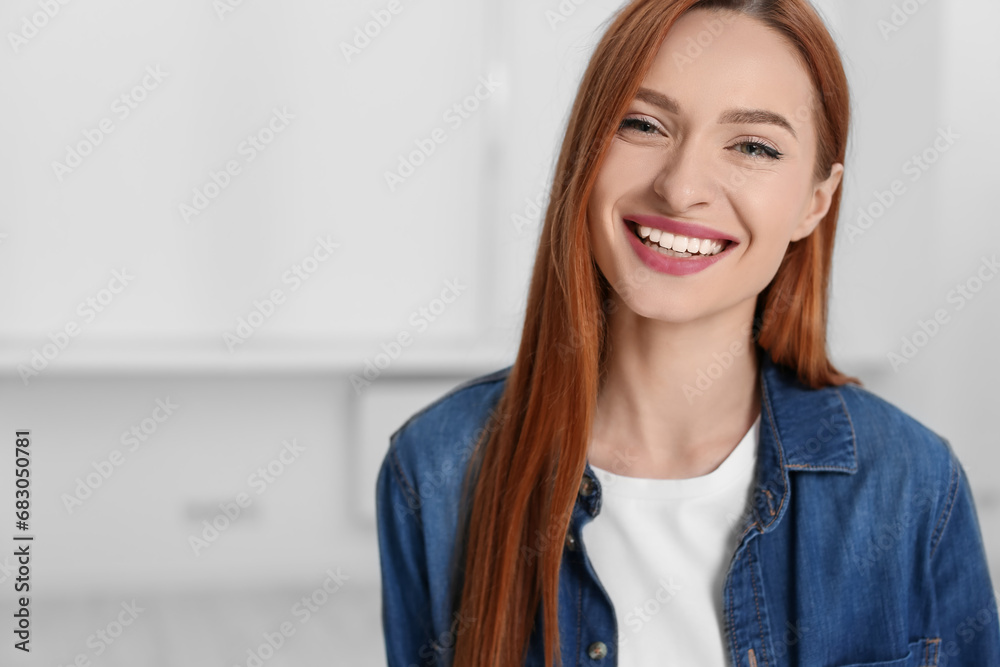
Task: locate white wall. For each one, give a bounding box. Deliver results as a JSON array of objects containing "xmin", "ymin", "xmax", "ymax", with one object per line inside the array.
[{"xmin": 0, "ymin": 0, "xmax": 996, "ymax": 664}]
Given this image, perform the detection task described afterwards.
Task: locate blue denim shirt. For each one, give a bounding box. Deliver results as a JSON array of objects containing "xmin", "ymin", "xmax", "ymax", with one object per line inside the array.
[{"xmin": 376, "ymin": 354, "xmax": 1000, "ymax": 666}]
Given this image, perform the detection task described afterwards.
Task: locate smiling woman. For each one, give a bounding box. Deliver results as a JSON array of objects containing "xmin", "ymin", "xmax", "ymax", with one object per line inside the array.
[{"xmin": 375, "ymin": 1, "xmax": 1000, "ymax": 666}]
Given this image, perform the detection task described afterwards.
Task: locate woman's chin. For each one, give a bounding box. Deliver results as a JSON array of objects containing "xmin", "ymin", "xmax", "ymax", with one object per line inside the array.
[{"xmin": 616, "ymin": 297, "xmax": 710, "ymax": 325}]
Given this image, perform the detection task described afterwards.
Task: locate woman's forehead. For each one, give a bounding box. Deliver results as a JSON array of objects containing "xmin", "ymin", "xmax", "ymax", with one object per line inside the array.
[{"xmin": 641, "ymin": 9, "xmax": 817, "ymax": 126}]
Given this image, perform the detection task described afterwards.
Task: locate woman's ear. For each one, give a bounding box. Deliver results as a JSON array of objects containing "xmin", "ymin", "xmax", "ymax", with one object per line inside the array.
[{"xmin": 790, "ymin": 162, "xmax": 845, "ymax": 241}]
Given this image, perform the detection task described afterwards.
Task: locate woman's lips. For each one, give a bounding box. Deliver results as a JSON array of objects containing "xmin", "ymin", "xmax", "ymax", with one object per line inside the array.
[
  {"xmin": 622, "ymin": 217, "xmax": 737, "ymax": 276},
  {"xmin": 625, "ymin": 220, "xmax": 731, "ymax": 257},
  {"xmin": 626, "ymin": 213, "xmax": 739, "ymax": 245}
]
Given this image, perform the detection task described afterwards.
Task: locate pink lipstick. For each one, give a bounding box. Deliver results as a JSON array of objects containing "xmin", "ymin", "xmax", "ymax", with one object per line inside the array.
[{"xmin": 622, "ymin": 214, "xmax": 738, "ymax": 276}]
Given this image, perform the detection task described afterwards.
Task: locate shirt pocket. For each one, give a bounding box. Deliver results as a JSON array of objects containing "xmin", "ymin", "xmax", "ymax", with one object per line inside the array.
[{"xmin": 833, "ymin": 637, "xmax": 941, "ymax": 667}]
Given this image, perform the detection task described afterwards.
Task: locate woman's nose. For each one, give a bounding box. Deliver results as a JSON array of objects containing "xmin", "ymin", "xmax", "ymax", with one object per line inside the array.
[{"xmin": 650, "ymin": 140, "xmax": 720, "ymax": 213}]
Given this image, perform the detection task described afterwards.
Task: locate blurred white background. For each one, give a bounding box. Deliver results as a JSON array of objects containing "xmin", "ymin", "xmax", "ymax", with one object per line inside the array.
[{"xmin": 0, "ymin": 0, "xmax": 997, "ymax": 664}]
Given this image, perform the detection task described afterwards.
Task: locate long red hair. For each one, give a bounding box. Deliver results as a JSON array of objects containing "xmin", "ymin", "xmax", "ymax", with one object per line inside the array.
[{"xmin": 449, "ymin": 1, "xmax": 858, "ymax": 665}]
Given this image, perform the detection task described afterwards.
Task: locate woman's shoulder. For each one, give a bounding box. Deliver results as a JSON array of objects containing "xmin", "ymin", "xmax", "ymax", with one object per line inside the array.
[
  {"xmin": 764, "ymin": 357, "xmax": 956, "ymax": 482},
  {"xmin": 835, "ymin": 380, "xmax": 953, "ymax": 458},
  {"xmin": 770, "ymin": 369, "xmax": 968, "ymax": 554},
  {"xmin": 827, "ymin": 381, "xmax": 961, "ymax": 502},
  {"xmin": 386, "ymin": 364, "xmax": 512, "ymax": 483}
]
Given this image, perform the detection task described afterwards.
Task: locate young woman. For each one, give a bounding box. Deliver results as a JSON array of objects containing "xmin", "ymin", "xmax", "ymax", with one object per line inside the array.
[{"xmin": 377, "ymin": 0, "xmax": 1000, "ymax": 665}]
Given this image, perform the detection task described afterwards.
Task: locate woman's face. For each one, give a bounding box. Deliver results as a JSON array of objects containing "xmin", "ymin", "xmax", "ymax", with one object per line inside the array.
[{"xmin": 587, "ymin": 9, "xmax": 843, "ymax": 326}]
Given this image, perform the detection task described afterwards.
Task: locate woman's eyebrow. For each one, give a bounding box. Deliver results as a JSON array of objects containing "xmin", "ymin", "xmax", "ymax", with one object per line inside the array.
[
  {"xmin": 718, "ymin": 108, "xmax": 797, "ymax": 139},
  {"xmin": 636, "ymin": 87, "xmax": 680, "ymax": 114},
  {"xmin": 634, "ymin": 87, "xmax": 798, "ymax": 139}
]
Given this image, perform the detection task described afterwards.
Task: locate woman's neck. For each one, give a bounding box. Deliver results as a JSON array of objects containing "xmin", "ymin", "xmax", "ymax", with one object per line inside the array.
[{"xmin": 588, "ymin": 303, "xmax": 761, "ymax": 480}]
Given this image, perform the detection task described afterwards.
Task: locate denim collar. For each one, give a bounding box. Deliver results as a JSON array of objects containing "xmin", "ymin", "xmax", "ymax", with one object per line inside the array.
[
  {"xmin": 749, "ymin": 351, "xmax": 858, "ymax": 534},
  {"xmin": 579, "ymin": 350, "xmax": 859, "ymax": 536}
]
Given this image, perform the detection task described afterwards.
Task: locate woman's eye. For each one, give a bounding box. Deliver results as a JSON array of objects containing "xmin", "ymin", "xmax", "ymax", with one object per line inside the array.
[
  {"xmin": 733, "ymin": 140, "xmax": 783, "ymax": 160},
  {"xmin": 619, "ymin": 117, "xmax": 661, "ymax": 135}
]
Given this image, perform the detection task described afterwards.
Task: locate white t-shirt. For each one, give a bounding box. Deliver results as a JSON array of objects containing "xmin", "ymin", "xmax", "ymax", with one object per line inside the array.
[{"xmin": 580, "ymin": 414, "xmax": 760, "ymax": 667}]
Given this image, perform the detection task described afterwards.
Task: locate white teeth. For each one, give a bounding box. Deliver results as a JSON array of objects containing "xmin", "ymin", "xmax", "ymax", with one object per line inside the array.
[{"xmin": 631, "ymin": 222, "xmax": 728, "ymax": 256}]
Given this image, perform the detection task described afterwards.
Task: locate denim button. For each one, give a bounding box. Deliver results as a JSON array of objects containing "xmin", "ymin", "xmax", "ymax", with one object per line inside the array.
[
  {"xmin": 579, "ymin": 474, "xmax": 596, "ymax": 497},
  {"xmin": 587, "ymin": 641, "xmax": 608, "ymax": 659},
  {"xmin": 565, "ymin": 532, "xmax": 578, "ymax": 551}
]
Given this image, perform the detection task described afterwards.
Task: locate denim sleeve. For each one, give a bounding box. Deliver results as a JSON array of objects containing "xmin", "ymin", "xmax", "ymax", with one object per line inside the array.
[
  {"xmin": 376, "ymin": 442, "xmax": 436, "ymax": 667},
  {"xmin": 930, "ymin": 450, "xmax": 1000, "ymax": 665}
]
